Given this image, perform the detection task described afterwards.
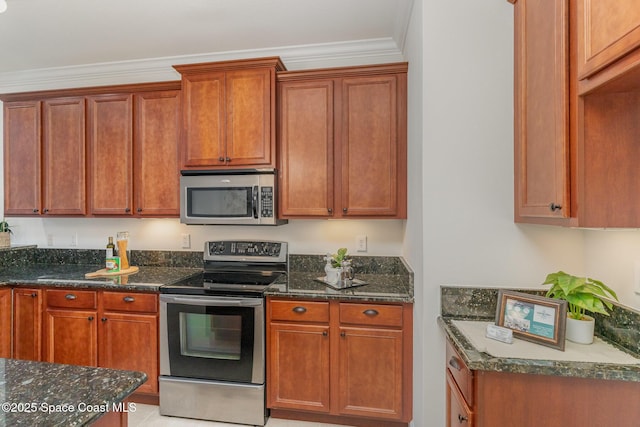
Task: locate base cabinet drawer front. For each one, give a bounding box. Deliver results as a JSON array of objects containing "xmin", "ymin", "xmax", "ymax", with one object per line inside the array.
[
  {"xmin": 12, "ymin": 288, "xmax": 42, "ymax": 361},
  {"xmin": 339, "ymin": 302, "xmax": 403, "ymax": 327},
  {"xmin": 102, "ymin": 291, "xmax": 158, "ymax": 313},
  {"xmin": 99, "ymin": 312, "xmax": 158, "ymax": 394},
  {"xmin": 44, "ymin": 309, "xmax": 98, "ymax": 366},
  {"xmin": 447, "ymin": 371, "xmax": 473, "ymax": 427},
  {"xmin": 269, "ymin": 299, "xmax": 329, "ymax": 323},
  {"xmin": 446, "ymin": 338, "xmax": 474, "ymax": 407},
  {"xmin": 46, "ymin": 289, "xmax": 97, "ymax": 309}
]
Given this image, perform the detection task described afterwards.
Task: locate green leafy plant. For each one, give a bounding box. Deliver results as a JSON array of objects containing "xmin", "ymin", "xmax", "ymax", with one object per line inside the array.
[
  {"xmin": 0, "ymin": 219, "xmax": 12, "ymax": 234},
  {"xmin": 542, "ymin": 271, "xmax": 618, "ymax": 320},
  {"xmin": 330, "ymin": 247, "xmax": 348, "ymax": 268}
]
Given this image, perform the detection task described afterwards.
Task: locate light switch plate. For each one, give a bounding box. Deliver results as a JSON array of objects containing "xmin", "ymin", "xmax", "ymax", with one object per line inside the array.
[
  {"xmin": 356, "ymin": 235, "xmax": 367, "ymax": 252},
  {"xmin": 181, "ymin": 233, "xmax": 191, "ymax": 249}
]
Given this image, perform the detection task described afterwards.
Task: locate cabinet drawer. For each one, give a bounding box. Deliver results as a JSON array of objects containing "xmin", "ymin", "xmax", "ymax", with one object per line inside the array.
[
  {"xmin": 446, "ymin": 370, "xmax": 473, "ymax": 427},
  {"xmin": 46, "ymin": 289, "xmax": 97, "ymax": 309},
  {"xmin": 446, "ymin": 338, "xmax": 474, "ymax": 407},
  {"xmin": 269, "ymin": 299, "xmax": 329, "ymax": 323},
  {"xmin": 102, "ymin": 292, "xmax": 158, "ymax": 313},
  {"xmin": 339, "ymin": 303, "xmax": 403, "ymax": 327}
]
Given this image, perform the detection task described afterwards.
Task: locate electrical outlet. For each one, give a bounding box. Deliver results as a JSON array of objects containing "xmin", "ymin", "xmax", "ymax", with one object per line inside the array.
[
  {"xmin": 47, "ymin": 234, "xmax": 54, "ymax": 247},
  {"xmin": 181, "ymin": 233, "xmax": 191, "ymax": 249},
  {"xmin": 356, "ymin": 235, "xmax": 367, "ymax": 252},
  {"xmin": 70, "ymin": 233, "xmax": 78, "ymax": 247},
  {"xmin": 634, "ymin": 260, "xmax": 640, "ymax": 295}
]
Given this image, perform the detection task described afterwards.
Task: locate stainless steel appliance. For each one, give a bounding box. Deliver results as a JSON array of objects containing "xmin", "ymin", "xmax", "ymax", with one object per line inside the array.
[
  {"xmin": 180, "ymin": 169, "xmax": 287, "ymax": 226},
  {"xmin": 159, "ymin": 240, "xmax": 287, "ymax": 426}
]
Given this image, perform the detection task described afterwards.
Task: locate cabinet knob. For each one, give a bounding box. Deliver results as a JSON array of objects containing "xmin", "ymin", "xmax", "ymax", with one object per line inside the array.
[
  {"xmin": 292, "ymin": 306, "xmax": 307, "ymax": 313},
  {"xmin": 125, "ymin": 208, "xmax": 131, "ymax": 213},
  {"xmin": 322, "ymin": 331, "xmax": 328, "ymax": 337},
  {"xmin": 123, "ymin": 296, "xmax": 135, "ymax": 303},
  {"xmin": 343, "ymin": 207, "xmax": 348, "ymax": 213},
  {"xmin": 30, "ymin": 293, "xmax": 37, "ymax": 298},
  {"xmin": 42, "ymin": 208, "xmax": 49, "ymax": 213},
  {"xmin": 225, "ymin": 157, "xmax": 231, "ymax": 162},
  {"xmin": 448, "ymin": 356, "xmax": 461, "ymax": 371},
  {"xmin": 65, "ymin": 294, "xmax": 77, "ymax": 300},
  {"xmin": 458, "ymin": 413, "xmax": 468, "ymax": 423},
  {"xmin": 88, "ymin": 316, "xmax": 94, "ymax": 321},
  {"xmin": 219, "ymin": 157, "xmax": 225, "ymax": 162},
  {"xmin": 101, "ymin": 317, "xmax": 107, "ymax": 322},
  {"xmin": 363, "ymin": 309, "xmax": 379, "ymax": 317},
  {"xmin": 340, "ymin": 331, "xmax": 346, "ymax": 337},
  {"xmin": 137, "ymin": 208, "xmax": 142, "ymax": 213},
  {"xmin": 32, "ymin": 208, "xmax": 39, "ymax": 213},
  {"xmin": 549, "ymin": 202, "xmax": 562, "ymax": 212},
  {"xmin": 328, "ymin": 208, "xmax": 333, "ymax": 214}
]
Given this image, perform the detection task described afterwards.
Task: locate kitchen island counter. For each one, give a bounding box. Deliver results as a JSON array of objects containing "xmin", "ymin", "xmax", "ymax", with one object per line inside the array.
[{"xmin": 0, "ymin": 358, "xmax": 146, "ymax": 426}]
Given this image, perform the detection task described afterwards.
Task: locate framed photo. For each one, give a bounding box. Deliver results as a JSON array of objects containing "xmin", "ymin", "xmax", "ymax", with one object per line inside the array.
[{"xmin": 495, "ymin": 290, "xmax": 567, "ymax": 351}]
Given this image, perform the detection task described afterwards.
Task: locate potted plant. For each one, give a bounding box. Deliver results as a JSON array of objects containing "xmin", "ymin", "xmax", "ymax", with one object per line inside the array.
[
  {"xmin": 542, "ymin": 271, "xmax": 618, "ymax": 344},
  {"xmin": 0, "ymin": 219, "xmax": 12, "ymax": 248},
  {"xmin": 324, "ymin": 248, "xmax": 349, "ymax": 285}
]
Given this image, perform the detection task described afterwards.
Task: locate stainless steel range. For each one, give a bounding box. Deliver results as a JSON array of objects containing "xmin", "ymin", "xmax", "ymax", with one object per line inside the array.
[{"xmin": 159, "ymin": 240, "xmax": 287, "ymax": 426}]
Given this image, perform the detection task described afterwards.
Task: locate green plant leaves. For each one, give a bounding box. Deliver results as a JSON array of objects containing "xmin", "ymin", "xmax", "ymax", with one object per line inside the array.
[{"xmin": 542, "ymin": 271, "xmax": 617, "ymax": 317}]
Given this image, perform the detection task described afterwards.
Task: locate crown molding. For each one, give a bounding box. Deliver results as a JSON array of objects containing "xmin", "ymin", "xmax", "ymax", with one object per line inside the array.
[{"xmin": 0, "ymin": 38, "xmax": 404, "ymax": 94}]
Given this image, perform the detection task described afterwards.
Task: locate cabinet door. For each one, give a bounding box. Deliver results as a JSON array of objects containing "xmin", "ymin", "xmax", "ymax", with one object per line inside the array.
[
  {"xmin": 225, "ymin": 68, "xmax": 274, "ymax": 167},
  {"xmin": 278, "ymin": 80, "xmax": 334, "ymax": 217},
  {"xmin": 339, "ymin": 75, "xmax": 405, "ymax": 217},
  {"xmin": 337, "ymin": 326, "xmax": 404, "ymax": 420},
  {"xmin": 180, "ymin": 71, "xmax": 226, "ymax": 168},
  {"xmin": 42, "ymin": 97, "xmax": 86, "ymax": 215},
  {"xmin": 577, "ymin": 0, "xmax": 640, "ymax": 79},
  {"xmin": 446, "ymin": 371, "xmax": 473, "ymax": 427},
  {"xmin": 267, "ymin": 322, "xmax": 330, "ymax": 413},
  {"xmin": 0, "ymin": 288, "xmax": 11, "ymax": 358},
  {"xmin": 87, "ymin": 93, "xmax": 134, "ymax": 215},
  {"xmin": 12, "ymin": 288, "xmax": 42, "ymax": 361},
  {"xmin": 44, "ymin": 309, "xmax": 98, "ymax": 366},
  {"xmin": 513, "ymin": 0, "xmax": 570, "ymax": 221},
  {"xmin": 3, "ymin": 101, "xmax": 41, "ymax": 216},
  {"xmin": 99, "ymin": 312, "xmax": 158, "ymax": 394},
  {"xmin": 134, "ymin": 90, "xmax": 180, "ymax": 216}
]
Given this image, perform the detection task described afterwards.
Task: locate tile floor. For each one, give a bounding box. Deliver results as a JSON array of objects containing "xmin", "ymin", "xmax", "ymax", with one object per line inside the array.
[{"xmin": 128, "ymin": 404, "xmax": 351, "ymax": 427}]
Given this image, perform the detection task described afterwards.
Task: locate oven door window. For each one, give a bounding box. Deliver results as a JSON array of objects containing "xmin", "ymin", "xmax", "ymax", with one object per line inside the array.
[
  {"xmin": 187, "ymin": 187, "xmax": 252, "ymax": 218},
  {"xmin": 167, "ymin": 303, "xmax": 256, "ymax": 383}
]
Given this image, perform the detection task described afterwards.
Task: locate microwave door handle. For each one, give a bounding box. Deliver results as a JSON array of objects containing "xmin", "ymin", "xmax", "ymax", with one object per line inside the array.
[{"xmin": 253, "ymin": 185, "xmax": 259, "ymax": 219}]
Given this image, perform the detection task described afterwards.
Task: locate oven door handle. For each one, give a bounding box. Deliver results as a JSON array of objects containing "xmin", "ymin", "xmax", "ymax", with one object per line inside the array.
[{"xmin": 160, "ymin": 294, "xmax": 262, "ymax": 307}]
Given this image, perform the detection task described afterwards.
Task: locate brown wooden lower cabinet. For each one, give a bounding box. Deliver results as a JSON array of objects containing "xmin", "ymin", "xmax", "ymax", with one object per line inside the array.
[
  {"xmin": 12, "ymin": 287, "xmax": 42, "ymax": 361},
  {"xmin": 446, "ymin": 337, "xmax": 640, "ymax": 427},
  {"xmin": 0, "ymin": 288, "xmax": 11, "ymax": 358},
  {"xmin": 40, "ymin": 288, "xmax": 159, "ymax": 402},
  {"xmin": 267, "ymin": 297, "xmax": 412, "ymax": 426}
]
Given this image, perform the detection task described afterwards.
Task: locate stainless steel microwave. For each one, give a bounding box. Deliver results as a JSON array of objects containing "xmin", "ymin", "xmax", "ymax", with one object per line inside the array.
[{"xmin": 180, "ymin": 169, "xmax": 287, "ymax": 226}]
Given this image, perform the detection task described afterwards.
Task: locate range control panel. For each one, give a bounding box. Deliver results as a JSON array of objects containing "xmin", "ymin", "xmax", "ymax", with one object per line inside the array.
[{"xmin": 206, "ymin": 240, "xmax": 285, "ymax": 258}]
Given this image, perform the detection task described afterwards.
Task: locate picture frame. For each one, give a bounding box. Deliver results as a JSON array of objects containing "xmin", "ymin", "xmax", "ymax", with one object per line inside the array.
[{"xmin": 495, "ymin": 290, "xmax": 567, "ymax": 351}]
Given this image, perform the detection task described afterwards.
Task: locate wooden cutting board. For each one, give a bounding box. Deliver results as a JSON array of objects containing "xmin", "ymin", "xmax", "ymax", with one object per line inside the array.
[{"xmin": 85, "ymin": 266, "xmax": 139, "ymax": 278}]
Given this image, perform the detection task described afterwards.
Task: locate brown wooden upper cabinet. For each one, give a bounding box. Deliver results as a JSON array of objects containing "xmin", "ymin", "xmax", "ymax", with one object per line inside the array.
[
  {"xmin": 174, "ymin": 57, "xmax": 285, "ymax": 170},
  {"xmin": 277, "ymin": 63, "xmax": 408, "ymax": 219},
  {"xmin": 512, "ymin": 0, "xmax": 640, "ymax": 227},
  {"xmin": 577, "ymin": 0, "xmax": 640, "ymax": 80}
]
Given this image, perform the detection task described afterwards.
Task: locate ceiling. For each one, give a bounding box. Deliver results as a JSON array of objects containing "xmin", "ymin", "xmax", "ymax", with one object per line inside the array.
[{"xmin": 0, "ymin": 0, "xmax": 413, "ymax": 76}]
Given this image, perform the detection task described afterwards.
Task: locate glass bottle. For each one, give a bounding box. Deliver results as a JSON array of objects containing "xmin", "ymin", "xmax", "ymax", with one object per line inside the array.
[{"xmin": 106, "ymin": 236, "xmax": 115, "ymax": 258}]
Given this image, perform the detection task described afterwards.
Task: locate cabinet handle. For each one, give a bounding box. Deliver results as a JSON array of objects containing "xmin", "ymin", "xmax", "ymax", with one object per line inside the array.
[
  {"xmin": 125, "ymin": 208, "xmax": 131, "ymax": 213},
  {"xmin": 448, "ymin": 356, "xmax": 461, "ymax": 371},
  {"xmin": 363, "ymin": 309, "xmax": 379, "ymax": 316},
  {"xmin": 123, "ymin": 296, "xmax": 135, "ymax": 303},
  {"xmin": 218, "ymin": 157, "xmax": 225, "ymax": 162},
  {"xmin": 328, "ymin": 208, "xmax": 333, "ymax": 214},
  {"xmin": 65, "ymin": 294, "xmax": 77, "ymax": 300},
  {"xmin": 549, "ymin": 202, "xmax": 562, "ymax": 212},
  {"xmin": 322, "ymin": 331, "xmax": 328, "ymax": 336},
  {"xmin": 101, "ymin": 317, "xmax": 107, "ymax": 322},
  {"xmin": 43, "ymin": 208, "xmax": 49, "ymax": 213},
  {"xmin": 30, "ymin": 293, "xmax": 37, "ymax": 298},
  {"xmin": 88, "ymin": 316, "xmax": 94, "ymax": 321},
  {"xmin": 458, "ymin": 414, "xmax": 468, "ymax": 423},
  {"xmin": 137, "ymin": 208, "xmax": 142, "ymax": 213},
  {"xmin": 292, "ymin": 306, "xmax": 307, "ymax": 313},
  {"xmin": 225, "ymin": 157, "xmax": 231, "ymax": 162},
  {"xmin": 32, "ymin": 208, "xmax": 39, "ymax": 213},
  {"xmin": 343, "ymin": 207, "xmax": 347, "ymax": 213},
  {"xmin": 340, "ymin": 331, "xmax": 346, "ymax": 337}
]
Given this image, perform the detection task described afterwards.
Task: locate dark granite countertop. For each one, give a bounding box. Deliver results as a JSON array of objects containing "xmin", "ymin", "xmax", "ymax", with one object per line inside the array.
[
  {"xmin": 440, "ymin": 286, "xmax": 640, "ymax": 382},
  {"xmin": 0, "ymin": 358, "xmax": 146, "ymax": 426},
  {"xmin": 265, "ymin": 271, "xmax": 413, "ymax": 303},
  {"xmin": 0, "ymin": 264, "xmax": 202, "ymax": 292}
]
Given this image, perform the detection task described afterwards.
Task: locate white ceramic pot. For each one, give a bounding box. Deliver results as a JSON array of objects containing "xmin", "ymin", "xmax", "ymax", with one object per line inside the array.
[
  {"xmin": 325, "ymin": 267, "xmax": 342, "ymax": 285},
  {"xmin": 565, "ymin": 314, "xmax": 595, "ymax": 344}
]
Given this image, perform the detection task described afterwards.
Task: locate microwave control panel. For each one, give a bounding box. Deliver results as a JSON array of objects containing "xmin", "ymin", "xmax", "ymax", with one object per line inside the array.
[{"xmin": 260, "ymin": 187, "xmax": 274, "ymax": 218}]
